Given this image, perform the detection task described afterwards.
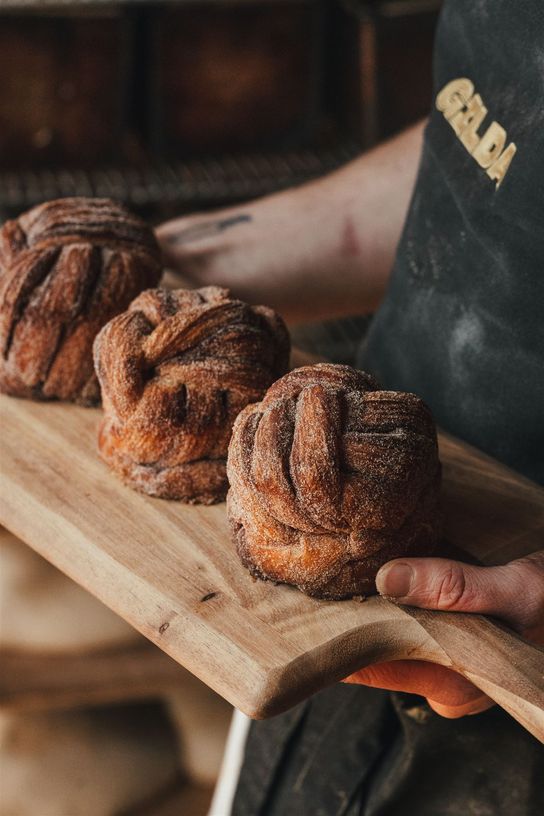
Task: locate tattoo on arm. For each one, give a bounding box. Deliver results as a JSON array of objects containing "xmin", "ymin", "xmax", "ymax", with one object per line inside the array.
[{"xmin": 165, "ymin": 214, "xmax": 253, "ymax": 246}]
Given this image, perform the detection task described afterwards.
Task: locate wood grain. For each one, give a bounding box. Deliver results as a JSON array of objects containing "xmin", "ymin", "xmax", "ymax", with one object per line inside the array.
[{"xmin": 1, "ymin": 392, "xmax": 543, "ymax": 738}]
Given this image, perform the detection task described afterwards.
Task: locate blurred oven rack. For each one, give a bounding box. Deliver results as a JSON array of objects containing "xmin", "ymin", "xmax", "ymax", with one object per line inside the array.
[{"xmin": 0, "ymin": 143, "xmax": 361, "ymax": 215}]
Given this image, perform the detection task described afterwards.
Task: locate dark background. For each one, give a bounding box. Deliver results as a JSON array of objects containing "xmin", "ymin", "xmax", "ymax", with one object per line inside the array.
[{"xmin": 0, "ymin": 0, "xmax": 441, "ymax": 221}]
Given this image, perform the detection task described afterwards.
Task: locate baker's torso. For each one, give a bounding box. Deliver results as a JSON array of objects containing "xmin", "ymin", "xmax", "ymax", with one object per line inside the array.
[{"xmin": 359, "ymin": 0, "xmax": 544, "ymax": 484}]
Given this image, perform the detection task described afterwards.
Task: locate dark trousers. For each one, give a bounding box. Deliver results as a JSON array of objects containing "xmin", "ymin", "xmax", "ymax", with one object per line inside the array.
[{"xmin": 233, "ymin": 684, "xmax": 544, "ymax": 816}]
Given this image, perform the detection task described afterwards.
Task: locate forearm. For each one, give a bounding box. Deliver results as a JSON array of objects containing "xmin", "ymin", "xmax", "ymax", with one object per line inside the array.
[{"xmin": 157, "ymin": 120, "xmax": 424, "ymax": 324}]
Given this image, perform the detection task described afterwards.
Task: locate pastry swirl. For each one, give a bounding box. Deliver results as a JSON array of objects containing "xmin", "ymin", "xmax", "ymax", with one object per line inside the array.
[
  {"xmin": 94, "ymin": 286, "xmax": 290, "ymax": 504},
  {"xmin": 227, "ymin": 364, "xmax": 441, "ymax": 598},
  {"xmin": 0, "ymin": 197, "xmax": 161, "ymax": 405}
]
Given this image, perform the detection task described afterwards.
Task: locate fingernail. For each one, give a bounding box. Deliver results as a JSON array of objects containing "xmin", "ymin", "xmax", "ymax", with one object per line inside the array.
[{"xmin": 376, "ymin": 562, "xmax": 414, "ymax": 598}]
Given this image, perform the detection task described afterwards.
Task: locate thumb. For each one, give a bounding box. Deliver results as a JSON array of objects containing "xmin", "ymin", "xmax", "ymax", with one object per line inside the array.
[{"xmin": 375, "ymin": 552, "xmax": 544, "ymax": 634}]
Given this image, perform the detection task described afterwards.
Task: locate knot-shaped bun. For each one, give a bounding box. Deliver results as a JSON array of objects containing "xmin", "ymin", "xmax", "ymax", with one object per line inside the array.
[
  {"xmin": 0, "ymin": 198, "xmax": 161, "ymax": 405},
  {"xmin": 227, "ymin": 364, "xmax": 441, "ymax": 598},
  {"xmin": 94, "ymin": 286, "xmax": 290, "ymax": 504}
]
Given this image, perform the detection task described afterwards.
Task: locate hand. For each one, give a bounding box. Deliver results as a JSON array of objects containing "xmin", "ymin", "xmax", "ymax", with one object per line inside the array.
[
  {"xmin": 155, "ymin": 184, "xmax": 376, "ymax": 324},
  {"xmin": 344, "ymin": 551, "xmax": 544, "ymax": 718},
  {"xmin": 155, "ymin": 122, "xmax": 424, "ymax": 324}
]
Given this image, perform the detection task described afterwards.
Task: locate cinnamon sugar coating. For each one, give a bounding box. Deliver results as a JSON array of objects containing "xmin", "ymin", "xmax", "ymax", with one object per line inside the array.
[
  {"xmin": 0, "ymin": 198, "xmax": 161, "ymax": 405},
  {"xmin": 93, "ymin": 286, "xmax": 290, "ymax": 504},
  {"xmin": 227, "ymin": 364, "xmax": 442, "ymax": 598}
]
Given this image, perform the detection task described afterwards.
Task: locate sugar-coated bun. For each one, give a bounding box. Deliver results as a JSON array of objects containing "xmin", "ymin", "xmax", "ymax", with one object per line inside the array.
[
  {"xmin": 94, "ymin": 286, "xmax": 290, "ymax": 504},
  {"xmin": 0, "ymin": 197, "xmax": 161, "ymax": 405},
  {"xmin": 227, "ymin": 363, "xmax": 441, "ymax": 598}
]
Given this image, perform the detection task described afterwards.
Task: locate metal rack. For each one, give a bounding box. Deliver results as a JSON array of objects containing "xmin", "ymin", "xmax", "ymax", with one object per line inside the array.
[{"xmin": 0, "ymin": 143, "xmax": 360, "ymax": 215}]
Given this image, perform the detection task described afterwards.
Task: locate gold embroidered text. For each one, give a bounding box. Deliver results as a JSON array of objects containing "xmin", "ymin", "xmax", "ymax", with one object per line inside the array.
[{"xmin": 436, "ymin": 78, "xmax": 517, "ymax": 189}]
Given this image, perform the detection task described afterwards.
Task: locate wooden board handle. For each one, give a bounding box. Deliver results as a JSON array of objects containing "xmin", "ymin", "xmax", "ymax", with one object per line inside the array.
[{"xmin": 405, "ymin": 607, "xmax": 544, "ymax": 742}]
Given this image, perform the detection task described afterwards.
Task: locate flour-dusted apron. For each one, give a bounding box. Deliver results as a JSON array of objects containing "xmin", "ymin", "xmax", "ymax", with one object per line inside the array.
[{"xmin": 359, "ymin": 0, "xmax": 544, "ymax": 486}]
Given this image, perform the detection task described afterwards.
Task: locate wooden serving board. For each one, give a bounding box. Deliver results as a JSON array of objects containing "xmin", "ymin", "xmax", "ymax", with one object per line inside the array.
[{"xmin": 1, "ymin": 393, "xmax": 543, "ymax": 740}]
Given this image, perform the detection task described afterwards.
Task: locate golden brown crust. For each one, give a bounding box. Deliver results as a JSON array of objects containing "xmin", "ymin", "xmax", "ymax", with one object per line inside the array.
[
  {"xmin": 93, "ymin": 286, "xmax": 290, "ymax": 503},
  {"xmin": 0, "ymin": 198, "xmax": 162, "ymax": 405},
  {"xmin": 226, "ymin": 363, "xmax": 442, "ymax": 598}
]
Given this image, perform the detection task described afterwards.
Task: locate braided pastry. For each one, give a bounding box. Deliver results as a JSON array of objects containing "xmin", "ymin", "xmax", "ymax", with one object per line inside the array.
[
  {"xmin": 0, "ymin": 197, "xmax": 161, "ymax": 405},
  {"xmin": 227, "ymin": 364, "xmax": 442, "ymax": 598},
  {"xmin": 93, "ymin": 286, "xmax": 290, "ymax": 504}
]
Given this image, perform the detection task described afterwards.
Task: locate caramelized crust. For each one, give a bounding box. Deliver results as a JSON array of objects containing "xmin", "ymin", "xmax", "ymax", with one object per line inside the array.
[
  {"xmin": 0, "ymin": 198, "xmax": 162, "ymax": 405},
  {"xmin": 93, "ymin": 286, "xmax": 290, "ymax": 504},
  {"xmin": 227, "ymin": 364, "xmax": 442, "ymax": 598}
]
